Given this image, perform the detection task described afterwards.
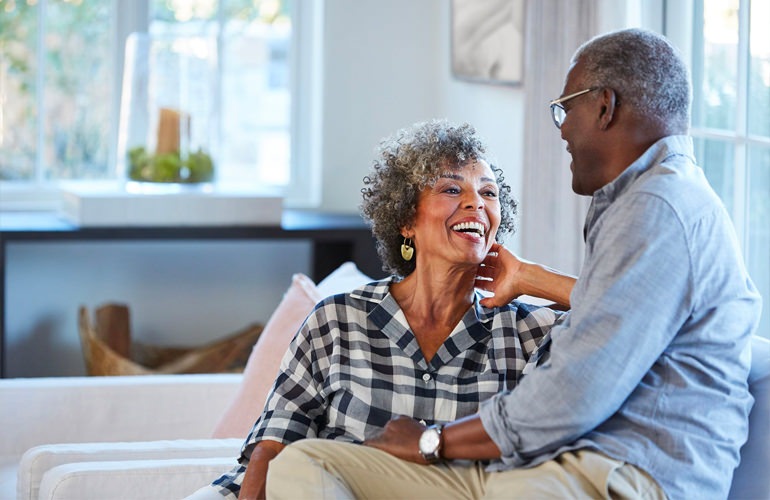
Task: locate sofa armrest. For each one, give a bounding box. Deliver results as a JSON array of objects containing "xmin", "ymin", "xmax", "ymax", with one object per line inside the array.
[
  {"xmin": 38, "ymin": 457, "xmax": 237, "ymax": 500},
  {"xmin": 0, "ymin": 374, "xmax": 242, "ymax": 460},
  {"xmin": 18, "ymin": 438, "xmax": 242, "ymax": 500}
]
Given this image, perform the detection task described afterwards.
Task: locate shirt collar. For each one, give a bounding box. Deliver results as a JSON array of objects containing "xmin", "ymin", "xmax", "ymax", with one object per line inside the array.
[
  {"xmin": 594, "ymin": 135, "xmax": 695, "ymax": 203},
  {"xmin": 351, "ymin": 277, "xmax": 494, "ymax": 370},
  {"xmin": 350, "ymin": 276, "xmax": 495, "ymax": 324},
  {"xmin": 348, "ymin": 276, "xmax": 398, "ymax": 303},
  {"xmin": 584, "ymin": 135, "xmax": 695, "ymax": 240}
]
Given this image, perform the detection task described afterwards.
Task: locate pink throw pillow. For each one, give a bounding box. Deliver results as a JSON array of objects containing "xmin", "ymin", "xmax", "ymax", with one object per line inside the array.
[{"xmin": 211, "ymin": 273, "xmax": 322, "ymax": 438}]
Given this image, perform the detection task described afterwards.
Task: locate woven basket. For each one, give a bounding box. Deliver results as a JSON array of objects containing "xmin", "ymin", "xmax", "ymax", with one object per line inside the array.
[{"xmin": 78, "ymin": 303, "xmax": 262, "ymax": 376}]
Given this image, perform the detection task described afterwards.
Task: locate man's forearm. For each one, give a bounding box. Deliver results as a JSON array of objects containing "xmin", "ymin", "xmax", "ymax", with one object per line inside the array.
[
  {"xmin": 442, "ymin": 414, "xmax": 502, "ymax": 461},
  {"xmin": 519, "ymin": 261, "xmax": 575, "ymax": 308},
  {"xmin": 364, "ymin": 414, "xmax": 501, "ymax": 464}
]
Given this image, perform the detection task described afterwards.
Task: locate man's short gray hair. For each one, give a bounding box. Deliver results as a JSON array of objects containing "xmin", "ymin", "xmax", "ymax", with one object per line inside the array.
[{"xmin": 573, "ymin": 28, "xmax": 691, "ymax": 132}]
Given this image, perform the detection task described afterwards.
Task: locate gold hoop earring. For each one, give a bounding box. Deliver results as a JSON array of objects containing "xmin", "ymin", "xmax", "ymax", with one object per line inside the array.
[{"xmin": 401, "ymin": 237, "xmax": 414, "ymax": 261}]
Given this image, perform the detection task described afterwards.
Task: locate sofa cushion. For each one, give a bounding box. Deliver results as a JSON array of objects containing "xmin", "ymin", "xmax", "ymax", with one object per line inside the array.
[
  {"xmin": 210, "ymin": 273, "xmax": 321, "ymax": 439},
  {"xmin": 37, "ymin": 457, "xmax": 237, "ymax": 500},
  {"xmin": 315, "ymin": 261, "xmax": 376, "ymax": 298},
  {"xmin": 18, "ymin": 439, "xmax": 241, "ymax": 500}
]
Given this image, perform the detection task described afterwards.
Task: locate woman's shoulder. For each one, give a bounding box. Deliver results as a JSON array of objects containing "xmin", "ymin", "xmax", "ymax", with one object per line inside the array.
[
  {"xmin": 315, "ymin": 276, "xmax": 395, "ymax": 307},
  {"xmin": 302, "ymin": 277, "xmax": 396, "ymax": 329},
  {"xmin": 477, "ymin": 295, "xmax": 566, "ymax": 326},
  {"xmin": 296, "ymin": 277, "xmax": 397, "ymax": 347}
]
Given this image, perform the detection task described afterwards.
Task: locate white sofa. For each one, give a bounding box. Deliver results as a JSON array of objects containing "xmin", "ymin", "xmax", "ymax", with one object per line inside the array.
[
  {"xmin": 2, "ymin": 262, "xmax": 377, "ymax": 500},
  {"xmin": 1, "ymin": 374, "xmax": 243, "ymax": 499},
  {"xmin": 1, "ymin": 335, "xmax": 768, "ymax": 500}
]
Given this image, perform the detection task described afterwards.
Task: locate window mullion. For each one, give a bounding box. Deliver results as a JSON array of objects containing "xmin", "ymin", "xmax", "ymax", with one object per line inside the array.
[
  {"xmin": 733, "ymin": 0, "xmax": 751, "ymax": 254},
  {"xmin": 216, "ymin": 0, "xmax": 224, "ymax": 180},
  {"xmin": 114, "ymin": 0, "xmax": 150, "ymax": 182},
  {"xmin": 689, "ymin": 0, "xmax": 705, "ymax": 128},
  {"xmin": 288, "ymin": 0, "xmax": 323, "ymax": 207},
  {"xmin": 35, "ymin": 0, "xmax": 47, "ymax": 184},
  {"xmin": 736, "ymin": 0, "xmax": 750, "ymax": 137}
]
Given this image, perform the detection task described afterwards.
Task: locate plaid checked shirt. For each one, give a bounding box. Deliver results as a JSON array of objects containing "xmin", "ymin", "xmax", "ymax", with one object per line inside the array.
[{"xmin": 213, "ymin": 277, "xmax": 563, "ymax": 496}]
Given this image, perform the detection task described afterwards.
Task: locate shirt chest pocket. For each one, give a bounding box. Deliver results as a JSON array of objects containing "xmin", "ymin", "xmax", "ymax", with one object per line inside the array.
[
  {"xmin": 459, "ymin": 368, "xmax": 507, "ymax": 401},
  {"xmin": 438, "ymin": 367, "xmax": 508, "ymax": 421},
  {"xmin": 323, "ymin": 373, "xmax": 400, "ymax": 441}
]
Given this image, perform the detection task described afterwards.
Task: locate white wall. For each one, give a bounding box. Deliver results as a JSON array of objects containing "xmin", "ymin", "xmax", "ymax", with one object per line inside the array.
[
  {"xmin": 318, "ymin": 0, "xmax": 444, "ymax": 213},
  {"xmin": 441, "ymin": 74, "xmax": 526, "ymax": 254},
  {"xmin": 438, "ymin": 0, "xmax": 526, "ymax": 253},
  {"xmin": 317, "ymin": 0, "xmax": 526, "ymax": 249}
]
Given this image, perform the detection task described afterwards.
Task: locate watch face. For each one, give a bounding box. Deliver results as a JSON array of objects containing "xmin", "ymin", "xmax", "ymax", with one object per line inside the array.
[{"xmin": 419, "ymin": 428, "xmax": 440, "ymax": 454}]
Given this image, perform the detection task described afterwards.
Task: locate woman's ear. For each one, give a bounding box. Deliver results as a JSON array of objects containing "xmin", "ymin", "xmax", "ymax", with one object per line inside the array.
[{"xmin": 598, "ymin": 88, "xmax": 618, "ymax": 130}]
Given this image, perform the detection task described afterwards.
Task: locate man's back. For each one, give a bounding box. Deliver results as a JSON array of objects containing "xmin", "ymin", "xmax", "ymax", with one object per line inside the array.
[{"xmin": 573, "ymin": 135, "xmax": 760, "ymax": 498}]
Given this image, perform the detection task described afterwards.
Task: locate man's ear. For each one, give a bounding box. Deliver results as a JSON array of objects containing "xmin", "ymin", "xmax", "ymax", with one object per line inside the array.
[{"xmin": 598, "ymin": 88, "xmax": 618, "ymax": 130}]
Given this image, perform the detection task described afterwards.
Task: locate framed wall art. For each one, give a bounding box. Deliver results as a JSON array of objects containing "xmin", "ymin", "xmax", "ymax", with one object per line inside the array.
[{"xmin": 451, "ymin": 0, "xmax": 525, "ymax": 85}]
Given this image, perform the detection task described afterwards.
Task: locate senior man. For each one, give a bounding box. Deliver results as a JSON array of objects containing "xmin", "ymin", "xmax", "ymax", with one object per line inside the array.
[{"xmin": 265, "ymin": 28, "xmax": 761, "ymax": 500}]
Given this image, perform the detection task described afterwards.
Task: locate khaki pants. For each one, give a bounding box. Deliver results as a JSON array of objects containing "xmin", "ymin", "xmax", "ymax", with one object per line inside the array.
[{"xmin": 266, "ymin": 439, "xmax": 666, "ymax": 499}]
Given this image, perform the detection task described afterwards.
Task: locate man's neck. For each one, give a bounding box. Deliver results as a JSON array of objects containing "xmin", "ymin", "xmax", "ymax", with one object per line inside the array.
[{"xmin": 601, "ymin": 121, "xmax": 671, "ymax": 188}]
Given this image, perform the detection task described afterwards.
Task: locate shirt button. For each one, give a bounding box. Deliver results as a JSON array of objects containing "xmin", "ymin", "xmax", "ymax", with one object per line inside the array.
[{"xmin": 422, "ymin": 373, "xmax": 431, "ymax": 382}]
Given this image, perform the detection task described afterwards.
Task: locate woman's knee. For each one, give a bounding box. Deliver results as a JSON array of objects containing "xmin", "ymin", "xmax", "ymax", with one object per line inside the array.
[
  {"xmin": 269, "ymin": 440, "xmax": 314, "ymax": 475},
  {"xmin": 267, "ymin": 440, "xmax": 358, "ymax": 499},
  {"xmin": 273, "ymin": 439, "xmax": 350, "ymax": 467}
]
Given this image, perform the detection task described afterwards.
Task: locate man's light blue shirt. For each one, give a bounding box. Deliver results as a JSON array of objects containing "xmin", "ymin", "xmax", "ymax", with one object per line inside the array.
[{"xmin": 480, "ymin": 135, "xmax": 761, "ymax": 499}]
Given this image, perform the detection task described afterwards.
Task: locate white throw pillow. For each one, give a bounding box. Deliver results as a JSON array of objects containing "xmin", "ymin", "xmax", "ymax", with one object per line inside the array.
[{"xmin": 316, "ymin": 261, "xmax": 376, "ymax": 297}]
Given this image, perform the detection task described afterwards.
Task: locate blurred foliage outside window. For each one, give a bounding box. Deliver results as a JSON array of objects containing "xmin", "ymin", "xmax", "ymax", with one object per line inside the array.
[{"xmin": 0, "ymin": 0, "xmax": 112, "ymax": 182}]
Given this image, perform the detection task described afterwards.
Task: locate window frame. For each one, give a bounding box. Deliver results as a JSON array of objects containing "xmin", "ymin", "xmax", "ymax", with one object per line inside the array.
[
  {"xmin": 665, "ymin": 0, "xmax": 770, "ymax": 250},
  {"xmin": 663, "ymin": 0, "xmax": 769, "ymax": 336},
  {"xmin": 0, "ymin": 0, "xmax": 321, "ymax": 211}
]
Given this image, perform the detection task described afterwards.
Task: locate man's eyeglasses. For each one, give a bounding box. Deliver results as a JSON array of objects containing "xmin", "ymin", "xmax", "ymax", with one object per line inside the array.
[{"xmin": 549, "ymin": 88, "xmax": 599, "ymax": 129}]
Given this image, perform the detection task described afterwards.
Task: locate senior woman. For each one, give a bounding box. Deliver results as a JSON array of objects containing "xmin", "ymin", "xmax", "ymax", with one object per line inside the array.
[{"xmin": 188, "ymin": 119, "xmax": 574, "ymax": 499}]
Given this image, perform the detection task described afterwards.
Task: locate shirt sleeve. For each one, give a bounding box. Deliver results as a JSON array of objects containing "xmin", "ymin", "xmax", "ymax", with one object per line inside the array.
[
  {"xmin": 480, "ymin": 192, "xmax": 694, "ymax": 464},
  {"xmin": 239, "ymin": 303, "xmax": 332, "ymax": 461}
]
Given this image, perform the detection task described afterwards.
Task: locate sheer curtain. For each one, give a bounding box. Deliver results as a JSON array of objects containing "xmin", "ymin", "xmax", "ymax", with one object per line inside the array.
[{"xmin": 519, "ymin": 1, "xmax": 597, "ymax": 275}]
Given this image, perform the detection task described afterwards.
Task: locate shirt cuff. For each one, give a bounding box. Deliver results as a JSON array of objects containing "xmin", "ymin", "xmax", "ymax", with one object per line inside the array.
[{"xmin": 479, "ymin": 392, "xmax": 526, "ymax": 467}]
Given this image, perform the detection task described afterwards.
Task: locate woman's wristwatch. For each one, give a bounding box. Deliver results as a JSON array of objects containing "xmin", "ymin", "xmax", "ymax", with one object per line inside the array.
[{"xmin": 418, "ymin": 424, "xmax": 444, "ymax": 463}]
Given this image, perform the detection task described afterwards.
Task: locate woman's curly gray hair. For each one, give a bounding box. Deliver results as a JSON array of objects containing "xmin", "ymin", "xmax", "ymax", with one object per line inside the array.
[{"xmin": 360, "ymin": 119, "xmax": 517, "ymax": 277}]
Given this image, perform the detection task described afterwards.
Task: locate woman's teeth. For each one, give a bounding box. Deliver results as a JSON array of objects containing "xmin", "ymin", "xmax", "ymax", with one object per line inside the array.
[{"xmin": 451, "ymin": 221, "xmax": 485, "ymax": 236}]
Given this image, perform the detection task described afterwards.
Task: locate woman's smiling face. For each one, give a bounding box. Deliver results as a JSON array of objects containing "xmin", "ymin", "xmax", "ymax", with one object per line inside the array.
[{"xmin": 406, "ymin": 159, "xmax": 501, "ymax": 268}]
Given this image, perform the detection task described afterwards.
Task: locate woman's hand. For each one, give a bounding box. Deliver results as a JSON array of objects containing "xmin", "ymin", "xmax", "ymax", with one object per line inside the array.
[
  {"xmin": 476, "ymin": 243, "xmax": 576, "ymax": 309},
  {"xmin": 239, "ymin": 440, "xmax": 286, "ymax": 500},
  {"xmin": 475, "ymin": 243, "xmax": 527, "ymax": 307}
]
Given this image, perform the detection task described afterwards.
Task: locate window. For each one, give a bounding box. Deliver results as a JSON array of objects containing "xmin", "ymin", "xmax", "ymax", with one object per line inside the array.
[
  {"xmin": 0, "ymin": 0, "xmax": 114, "ymax": 184},
  {"xmin": 0, "ymin": 0, "xmax": 318, "ymax": 208},
  {"xmin": 667, "ymin": 0, "xmax": 769, "ymax": 336}
]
